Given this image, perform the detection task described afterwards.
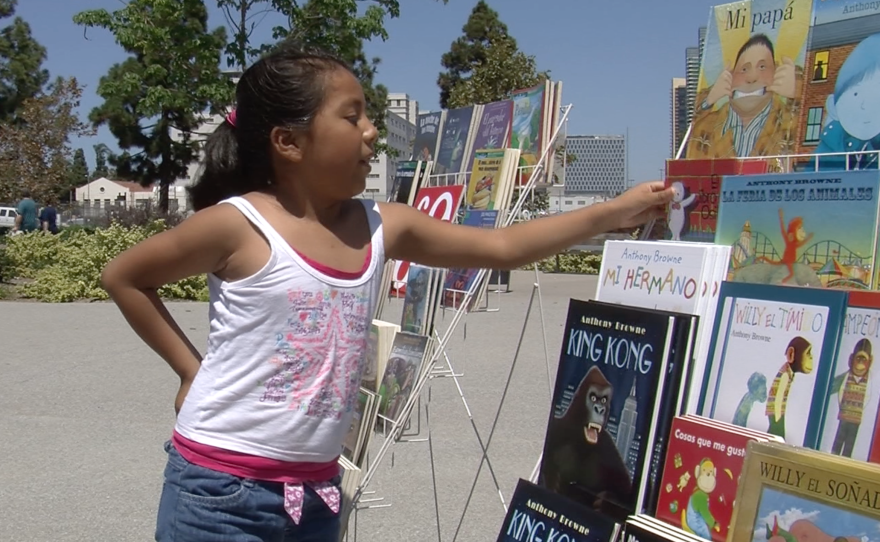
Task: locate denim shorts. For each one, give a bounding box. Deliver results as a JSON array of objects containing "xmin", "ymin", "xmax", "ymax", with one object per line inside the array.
[{"xmin": 155, "ymin": 440, "xmax": 342, "ymax": 541}]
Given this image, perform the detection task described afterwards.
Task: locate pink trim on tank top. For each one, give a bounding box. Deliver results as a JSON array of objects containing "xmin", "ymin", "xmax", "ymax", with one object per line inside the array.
[
  {"xmin": 172, "ymin": 430, "xmax": 339, "ymax": 483},
  {"xmin": 291, "ymin": 244, "xmax": 372, "ymax": 280}
]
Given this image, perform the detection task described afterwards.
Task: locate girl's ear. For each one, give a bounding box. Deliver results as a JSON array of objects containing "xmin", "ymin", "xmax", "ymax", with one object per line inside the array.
[{"xmin": 269, "ymin": 127, "xmax": 306, "ymax": 163}]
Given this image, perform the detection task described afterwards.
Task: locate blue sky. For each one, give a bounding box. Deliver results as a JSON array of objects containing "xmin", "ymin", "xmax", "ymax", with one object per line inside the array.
[{"xmin": 18, "ymin": 0, "xmax": 723, "ymax": 182}]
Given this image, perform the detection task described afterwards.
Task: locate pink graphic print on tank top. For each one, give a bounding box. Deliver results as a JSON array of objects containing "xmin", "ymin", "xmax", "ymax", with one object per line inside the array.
[{"xmin": 259, "ymin": 288, "xmax": 371, "ymax": 418}]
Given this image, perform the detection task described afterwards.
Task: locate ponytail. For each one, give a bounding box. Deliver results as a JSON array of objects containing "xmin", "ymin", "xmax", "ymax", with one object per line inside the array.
[
  {"xmin": 188, "ymin": 40, "xmax": 352, "ymax": 212},
  {"xmin": 187, "ymin": 117, "xmax": 270, "ymax": 211}
]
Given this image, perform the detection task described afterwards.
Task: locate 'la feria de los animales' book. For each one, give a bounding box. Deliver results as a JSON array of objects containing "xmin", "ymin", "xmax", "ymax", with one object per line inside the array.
[{"xmin": 729, "ymin": 440, "xmax": 880, "ymax": 542}]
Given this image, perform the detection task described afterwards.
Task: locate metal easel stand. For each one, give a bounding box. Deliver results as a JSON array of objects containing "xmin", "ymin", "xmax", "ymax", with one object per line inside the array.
[{"xmin": 348, "ymin": 104, "xmax": 574, "ymax": 540}]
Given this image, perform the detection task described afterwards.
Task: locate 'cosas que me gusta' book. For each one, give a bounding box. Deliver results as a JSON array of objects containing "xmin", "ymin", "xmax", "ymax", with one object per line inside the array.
[{"xmin": 538, "ymin": 299, "xmax": 678, "ymax": 520}]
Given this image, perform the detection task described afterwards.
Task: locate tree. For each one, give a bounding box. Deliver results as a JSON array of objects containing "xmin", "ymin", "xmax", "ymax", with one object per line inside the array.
[
  {"xmin": 74, "ymin": 0, "xmax": 233, "ymax": 212},
  {"xmin": 92, "ymin": 143, "xmax": 112, "ymax": 180},
  {"xmin": 447, "ymin": 35, "xmax": 549, "ymax": 109},
  {"xmin": 0, "ymin": 0, "xmax": 49, "ymax": 121},
  {"xmin": 61, "ymin": 148, "xmax": 90, "ymax": 202},
  {"xmin": 216, "ymin": 0, "xmax": 271, "ymax": 71},
  {"xmin": 437, "ymin": 0, "xmax": 510, "ymax": 109},
  {"xmin": 0, "ymin": 77, "xmax": 93, "ymax": 203}
]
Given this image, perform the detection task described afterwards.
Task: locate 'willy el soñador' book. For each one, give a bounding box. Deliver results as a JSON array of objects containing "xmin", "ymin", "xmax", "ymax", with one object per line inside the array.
[
  {"xmin": 496, "ymin": 479, "xmax": 621, "ymax": 542},
  {"xmin": 715, "ymin": 169, "xmax": 880, "ymax": 290},
  {"xmin": 728, "ymin": 440, "xmax": 880, "ymax": 542},
  {"xmin": 537, "ymin": 298, "xmax": 677, "ymax": 520},
  {"xmin": 700, "ymin": 282, "xmax": 849, "ymax": 449}
]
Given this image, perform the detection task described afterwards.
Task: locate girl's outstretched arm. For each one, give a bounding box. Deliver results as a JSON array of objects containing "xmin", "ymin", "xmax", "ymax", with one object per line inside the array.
[
  {"xmin": 101, "ymin": 205, "xmax": 247, "ymax": 390},
  {"xmin": 381, "ymin": 182, "xmax": 673, "ymax": 270}
]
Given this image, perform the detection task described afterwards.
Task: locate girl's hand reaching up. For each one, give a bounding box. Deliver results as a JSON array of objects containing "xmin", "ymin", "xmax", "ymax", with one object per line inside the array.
[{"xmin": 608, "ymin": 181, "xmax": 675, "ymax": 229}]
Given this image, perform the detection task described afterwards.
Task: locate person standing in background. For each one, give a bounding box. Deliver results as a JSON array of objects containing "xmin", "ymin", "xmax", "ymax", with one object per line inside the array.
[
  {"xmin": 40, "ymin": 200, "xmax": 58, "ymax": 234},
  {"xmin": 12, "ymin": 189, "xmax": 39, "ymax": 233}
]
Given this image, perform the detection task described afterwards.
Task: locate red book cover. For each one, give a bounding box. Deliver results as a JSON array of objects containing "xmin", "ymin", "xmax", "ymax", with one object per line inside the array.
[
  {"xmin": 655, "ymin": 417, "xmax": 759, "ymax": 542},
  {"xmin": 663, "ymin": 160, "xmax": 719, "ymax": 243},
  {"xmin": 390, "ymin": 185, "xmax": 464, "ymax": 295}
]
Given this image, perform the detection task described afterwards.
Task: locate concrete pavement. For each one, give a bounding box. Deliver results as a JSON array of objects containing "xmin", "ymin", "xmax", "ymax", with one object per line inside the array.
[{"xmin": 0, "ymin": 270, "xmax": 598, "ymax": 541}]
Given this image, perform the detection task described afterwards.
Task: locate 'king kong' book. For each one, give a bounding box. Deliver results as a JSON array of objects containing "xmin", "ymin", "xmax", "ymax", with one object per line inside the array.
[{"xmin": 538, "ymin": 298, "xmax": 678, "ymax": 521}]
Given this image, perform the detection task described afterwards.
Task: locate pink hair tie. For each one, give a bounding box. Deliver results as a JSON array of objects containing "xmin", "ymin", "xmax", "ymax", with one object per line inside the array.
[{"xmin": 226, "ymin": 109, "xmax": 237, "ymax": 127}]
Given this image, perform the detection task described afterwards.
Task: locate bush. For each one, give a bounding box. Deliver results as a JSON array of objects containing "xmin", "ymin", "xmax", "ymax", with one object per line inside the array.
[
  {"xmin": 529, "ymin": 252, "xmax": 603, "ymax": 274},
  {"xmin": 3, "ymin": 221, "xmax": 208, "ymax": 303}
]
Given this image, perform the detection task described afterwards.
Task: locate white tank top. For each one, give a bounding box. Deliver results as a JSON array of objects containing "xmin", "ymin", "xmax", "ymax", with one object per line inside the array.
[{"xmin": 175, "ymin": 196, "xmax": 385, "ymax": 463}]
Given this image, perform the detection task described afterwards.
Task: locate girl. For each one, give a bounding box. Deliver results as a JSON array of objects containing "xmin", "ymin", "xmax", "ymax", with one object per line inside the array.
[{"xmin": 101, "ymin": 40, "xmax": 673, "ymax": 541}]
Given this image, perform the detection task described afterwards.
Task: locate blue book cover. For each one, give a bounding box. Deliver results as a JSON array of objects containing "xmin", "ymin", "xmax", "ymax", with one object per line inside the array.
[
  {"xmin": 699, "ymin": 282, "xmax": 848, "ymax": 449},
  {"xmin": 715, "ymin": 170, "xmax": 880, "ymax": 290},
  {"xmin": 538, "ymin": 299, "xmax": 677, "ymax": 519},
  {"xmin": 496, "ymin": 479, "xmax": 619, "ymax": 542}
]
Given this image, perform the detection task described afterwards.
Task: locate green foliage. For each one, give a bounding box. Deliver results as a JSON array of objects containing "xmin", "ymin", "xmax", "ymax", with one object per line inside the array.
[
  {"xmin": 3, "ymin": 223, "xmax": 207, "ymax": 302},
  {"xmin": 447, "ymin": 35, "xmax": 549, "ymax": 109},
  {"xmin": 528, "ymin": 252, "xmax": 603, "ymax": 275},
  {"xmin": 0, "ymin": 78, "xmax": 94, "ymax": 204},
  {"xmin": 0, "ymin": 0, "xmax": 49, "ymax": 121},
  {"xmin": 74, "ymin": 0, "xmax": 234, "ymax": 211},
  {"xmin": 92, "ymin": 143, "xmax": 112, "ymax": 180},
  {"xmin": 512, "ymin": 187, "xmax": 549, "ymax": 216},
  {"xmin": 438, "ymin": 0, "xmax": 510, "ymax": 109}
]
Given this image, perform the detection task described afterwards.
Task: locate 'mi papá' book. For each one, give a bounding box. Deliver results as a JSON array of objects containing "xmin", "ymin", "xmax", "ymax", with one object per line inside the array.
[
  {"xmin": 700, "ymin": 282, "xmax": 848, "ymax": 449},
  {"xmin": 538, "ymin": 299, "xmax": 677, "ymax": 520},
  {"xmin": 496, "ymin": 479, "xmax": 620, "ymax": 542},
  {"xmin": 819, "ymin": 291, "xmax": 880, "ymax": 463},
  {"xmin": 715, "ymin": 170, "xmax": 880, "ymax": 289},
  {"xmin": 729, "ymin": 440, "xmax": 880, "ymax": 542}
]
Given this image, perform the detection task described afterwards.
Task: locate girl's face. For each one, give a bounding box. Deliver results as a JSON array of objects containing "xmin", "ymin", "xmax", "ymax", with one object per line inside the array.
[
  {"xmin": 301, "ymin": 68, "xmax": 379, "ymax": 198},
  {"xmin": 836, "ymin": 70, "xmax": 880, "ymax": 141}
]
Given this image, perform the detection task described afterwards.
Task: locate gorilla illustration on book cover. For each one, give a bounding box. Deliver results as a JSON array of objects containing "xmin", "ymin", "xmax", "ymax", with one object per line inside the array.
[{"xmin": 539, "ymin": 365, "xmax": 633, "ymax": 515}]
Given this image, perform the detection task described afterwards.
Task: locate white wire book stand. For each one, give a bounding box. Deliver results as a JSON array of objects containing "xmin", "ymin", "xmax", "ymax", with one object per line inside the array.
[{"xmin": 343, "ymin": 103, "xmax": 574, "ymax": 542}]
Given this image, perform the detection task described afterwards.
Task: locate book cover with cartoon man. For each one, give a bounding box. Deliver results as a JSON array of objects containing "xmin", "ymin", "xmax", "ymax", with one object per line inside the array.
[
  {"xmin": 714, "ymin": 170, "xmax": 880, "ymax": 289},
  {"xmin": 685, "ymin": 0, "xmax": 811, "ymax": 159},
  {"xmin": 819, "ymin": 291, "xmax": 880, "ymax": 461},
  {"xmin": 537, "ymin": 299, "xmax": 678, "ymax": 521},
  {"xmin": 655, "ymin": 417, "xmax": 761, "ymax": 542},
  {"xmin": 700, "ymin": 282, "xmax": 848, "ymax": 449}
]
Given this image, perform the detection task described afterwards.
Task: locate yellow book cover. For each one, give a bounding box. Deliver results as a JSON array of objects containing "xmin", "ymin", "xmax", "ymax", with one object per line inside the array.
[
  {"xmin": 465, "ymin": 149, "xmax": 505, "ymax": 210},
  {"xmin": 730, "ymin": 441, "xmax": 880, "ymax": 542}
]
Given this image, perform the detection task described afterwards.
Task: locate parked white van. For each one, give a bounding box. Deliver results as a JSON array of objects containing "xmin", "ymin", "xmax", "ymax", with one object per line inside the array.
[{"xmin": 0, "ymin": 206, "xmax": 17, "ymax": 229}]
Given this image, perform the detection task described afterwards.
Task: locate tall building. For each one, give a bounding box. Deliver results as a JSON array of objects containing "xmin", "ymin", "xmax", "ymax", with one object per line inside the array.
[
  {"xmin": 670, "ymin": 77, "xmax": 688, "ymax": 157},
  {"xmin": 563, "ymin": 134, "xmax": 627, "ymax": 195},
  {"xmin": 685, "ymin": 27, "xmax": 707, "ymax": 127},
  {"xmin": 386, "ymin": 92, "xmax": 419, "ymax": 125},
  {"xmin": 361, "ymin": 109, "xmax": 416, "ymax": 201}
]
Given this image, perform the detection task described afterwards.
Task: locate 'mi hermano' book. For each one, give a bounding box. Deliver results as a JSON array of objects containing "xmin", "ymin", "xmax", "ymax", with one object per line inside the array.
[{"xmin": 700, "ymin": 282, "xmax": 848, "ymax": 449}]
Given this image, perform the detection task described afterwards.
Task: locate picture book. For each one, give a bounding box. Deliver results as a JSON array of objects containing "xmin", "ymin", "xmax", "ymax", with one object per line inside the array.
[
  {"xmin": 655, "ymin": 417, "xmax": 764, "ymax": 542},
  {"xmin": 435, "ymin": 105, "xmax": 474, "ymax": 175},
  {"xmin": 496, "ymin": 479, "xmax": 621, "ymax": 542},
  {"xmin": 538, "ymin": 299, "xmax": 676, "ymax": 520},
  {"xmin": 442, "ymin": 210, "xmax": 499, "ymax": 310},
  {"xmin": 400, "ymin": 265, "xmax": 432, "ymax": 335},
  {"xmin": 466, "ymin": 149, "xmax": 506, "ymax": 210},
  {"xmin": 377, "ymin": 332, "xmax": 429, "ymax": 426},
  {"xmin": 729, "ymin": 441, "xmax": 880, "ymax": 542},
  {"xmin": 411, "ymin": 111, "xmax": 443, "ymax": 162},
  {"xmin": 715, "ymin": 170, "xmax": 880, "ymax": 289},
  {"xmin": 701, "ymin": 282, "xmax": 848, "ymax": 448},
  {"xmin": 820, "ymin": 291, "xmax": 880, "ymax": 462},
  {"xmin": 685, "ymin": 0, "xmax": 812, "ymax": 160},
  {"xmin": 509, "ymin": 83, "xmax": 546, "ymax": 186},
  {"xmin": 466, "ymin": 100, "xmax": 512, "ymax": 173},
  {"xmin": 360, "ymin": 320, "xmax": 399, "ymax": 393}
]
